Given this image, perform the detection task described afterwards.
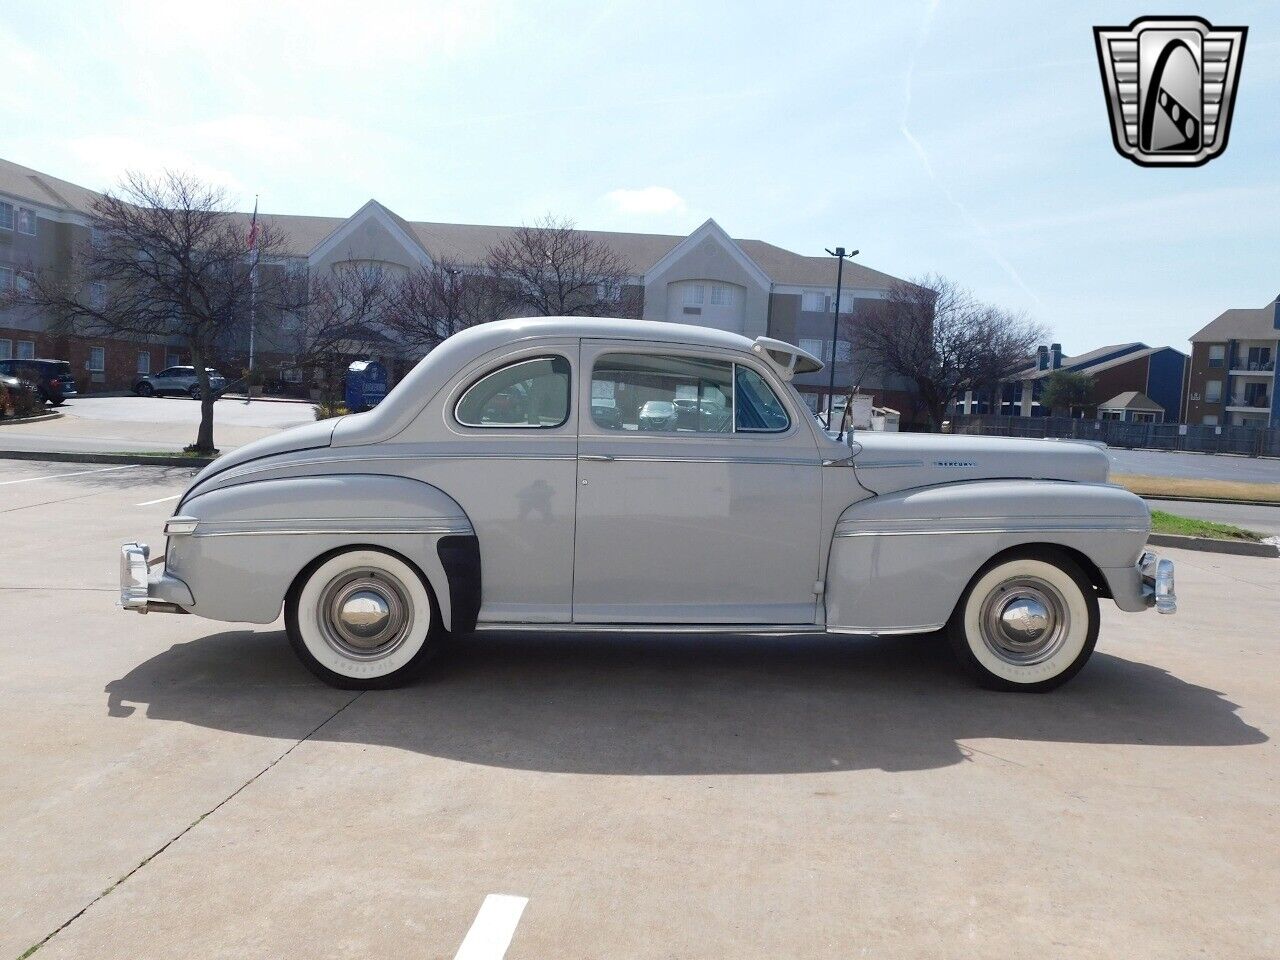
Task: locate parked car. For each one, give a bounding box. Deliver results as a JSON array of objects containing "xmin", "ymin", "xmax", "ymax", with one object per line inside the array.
[
  {"xmin": 133, "ymin": 366, "xmax": 226, "ymax": 399},
  {"xmin": 0, "ymin": 358, "xmax": 77, "ymax": 405},
  {"xmin": 120, "ymin": 317, "xmax": 1175, "ymax": 692},
  {"xmin": 637, "ymin": 399, "xmax": 678, "ymax": 431}
]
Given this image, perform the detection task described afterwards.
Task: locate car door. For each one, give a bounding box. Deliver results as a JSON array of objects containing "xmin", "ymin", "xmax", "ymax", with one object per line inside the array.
[{"xmin": 572, "ymin": 340, "xmax": 822, "ymax": 625}]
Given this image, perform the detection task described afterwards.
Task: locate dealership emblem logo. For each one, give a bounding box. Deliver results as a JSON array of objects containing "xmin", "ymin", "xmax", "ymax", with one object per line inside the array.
[{"xmin": 1094, "ymin": 16, "xmax": 1247, "ymax": 167}]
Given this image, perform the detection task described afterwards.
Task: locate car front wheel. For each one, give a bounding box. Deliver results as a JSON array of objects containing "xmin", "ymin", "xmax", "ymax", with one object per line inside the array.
[
  {"xmin": 946, "ymin": 549, "xmax": 1099, "ymax": 692},
  {"xmin": 135, "ymin": 382, "xmax": 154, "ymax": 397},
  {"xmin": 286, "ymin": 549, "xmax": 442, "ymax": 689}
]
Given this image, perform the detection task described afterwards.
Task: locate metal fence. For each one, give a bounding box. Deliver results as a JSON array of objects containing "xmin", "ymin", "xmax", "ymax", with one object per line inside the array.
[{"xmin": 948, "ymin": 415, "xmax": 1280, "ymax": 458}]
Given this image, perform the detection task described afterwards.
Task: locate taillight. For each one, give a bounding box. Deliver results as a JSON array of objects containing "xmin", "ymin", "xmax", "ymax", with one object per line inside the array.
[{"xmin": 49, "ymin": 378, "xmax": 61, "ymax": 387}]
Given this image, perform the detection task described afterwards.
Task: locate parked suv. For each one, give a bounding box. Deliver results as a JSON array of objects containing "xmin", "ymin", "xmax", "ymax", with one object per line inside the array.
[
  {"xmin": 0, "ymin": 358, "xmax": 78, "ymax": 405},
  {"xmin": 134, "ymin": 366, "xmax": 226, "ymax": 399}
]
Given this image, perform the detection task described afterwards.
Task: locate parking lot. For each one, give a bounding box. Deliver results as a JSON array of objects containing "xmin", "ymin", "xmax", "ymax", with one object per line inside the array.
[{"xmin": 2, "ymin": 458, "xmax": 1276, "ymax": 959}]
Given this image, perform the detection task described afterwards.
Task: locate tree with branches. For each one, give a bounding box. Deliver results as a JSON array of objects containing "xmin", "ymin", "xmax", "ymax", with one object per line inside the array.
[
  {"xmin": 382, "ymin": 258, "xmax": 503, "ymax": 352},
  {"xmin": 486, "ymin": 214, "xmax": 639, "ymax": 318},
  {"xmin": 8, "ymin": 171, "xmax": 294, "ymax": 453},
  {"xmin": 1040, "ymin": 370, "xmax": 1095, "ymax": 418},
  {"xmin": 846, "ymin": 274, "xmax": 1047, "ymax": 430}
]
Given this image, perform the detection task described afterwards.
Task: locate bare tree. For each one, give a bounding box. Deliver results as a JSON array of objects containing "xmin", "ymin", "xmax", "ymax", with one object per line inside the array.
[
  {"xmin": 486, "ymin": 214, "xmax": 639, "ymax": 318},
  {"xmin": 284, "ymin": 264, "xmax": 397, "ymax": 405},
  {"xmin": 382, "ymin": 257, "xmax": 503, "ymax": 352},
  {"xmin": 847, "ymin": 274, "xmax": 1047, "ymax": 430},
  {"xmin": 6, "ymin": 171, "xmax": 294, "ymax": 453}
]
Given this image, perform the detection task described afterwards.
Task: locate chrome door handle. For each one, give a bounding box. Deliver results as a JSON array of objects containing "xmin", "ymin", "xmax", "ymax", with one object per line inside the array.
[{"xmin": 580, "ymin": 454, "xmax": 614, "ymax": 461}]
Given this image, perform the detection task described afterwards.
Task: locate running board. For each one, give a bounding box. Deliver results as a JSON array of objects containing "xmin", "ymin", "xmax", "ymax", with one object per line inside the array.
[{"xmin": 473, "ymin": 623, "xmax": 828, "ymax": 636}]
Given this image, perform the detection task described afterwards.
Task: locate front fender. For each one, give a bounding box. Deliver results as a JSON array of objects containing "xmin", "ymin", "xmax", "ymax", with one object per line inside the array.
[
  {"xmin": 824, "ymin": 480, "xmax": 1150, "ymax": 632},
  {"xmin": 166, "ymin": 474, "xmax": 474, "ymax": 628}
]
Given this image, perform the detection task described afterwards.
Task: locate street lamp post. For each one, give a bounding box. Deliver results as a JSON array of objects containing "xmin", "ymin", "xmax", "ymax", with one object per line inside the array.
[{"xmin": 824, "ymin": 246, "xmax": 859, "ymax": 429}]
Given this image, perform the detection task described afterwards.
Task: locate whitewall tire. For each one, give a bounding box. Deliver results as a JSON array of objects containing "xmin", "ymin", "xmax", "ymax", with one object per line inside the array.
[
  {"xmin": 286, "ymin": 549, "xmax": 440, "ymax": 689},
  {"xmin": 947, "ymin": 550, "xmax": 1099, "ymax": 692}
]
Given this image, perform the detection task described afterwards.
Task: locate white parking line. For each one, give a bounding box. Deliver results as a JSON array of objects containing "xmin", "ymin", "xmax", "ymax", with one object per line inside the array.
[
  {"xmin": 454, "ymin": 894, "xmax": 529, "ymax": 960},
  {"xmin": 0, "ymin": 464, "xmax": 135, "ymax": 486},
  {"xmin": 136, "ymin": 494, "xmax": 181, "ymax": 506}
]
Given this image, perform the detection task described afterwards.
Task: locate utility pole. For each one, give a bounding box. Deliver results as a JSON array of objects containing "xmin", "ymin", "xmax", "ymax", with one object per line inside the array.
[{"xmin": 824, "ymin": 246, "xmax": 859, "ymax": 429}]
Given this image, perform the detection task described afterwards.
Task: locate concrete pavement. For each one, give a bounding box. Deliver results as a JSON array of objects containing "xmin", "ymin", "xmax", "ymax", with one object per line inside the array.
[
  {"xmin": 1108, "ymin": 448, "xmax": 1280, "ymax": 484},
  {"xmin": 0, "ymin": 395, "xmax": 313, "ymax": 454},
  {"xmin": 1, "ymin": 459, "xmax": 1276, "ymax": 958}
]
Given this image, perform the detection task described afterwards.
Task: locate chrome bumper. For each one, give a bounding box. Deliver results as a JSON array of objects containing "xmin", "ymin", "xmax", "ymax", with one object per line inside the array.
[
  {"xmin": 119, "ymin": 542, "xmax": 191, "ymax": 614},
  {"xmin": 1139, "ymin": 550, "xmax": 1177, "ymax": 615}
]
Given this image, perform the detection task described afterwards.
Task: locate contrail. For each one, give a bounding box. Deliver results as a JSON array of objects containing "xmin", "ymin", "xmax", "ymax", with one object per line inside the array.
[{"xmin": 900, "ymin": 1, "xmax": 1043, "ymax": 308}]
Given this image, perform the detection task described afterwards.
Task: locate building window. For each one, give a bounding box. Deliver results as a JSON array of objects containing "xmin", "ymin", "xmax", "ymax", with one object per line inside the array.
[
  {"xmin": 0, "ymin": 265, "xmax": 13, "ymax": 292},
  {"xmin": 137, "ymin": 351, "xmax": 151, "ymax": 375},
  {"xmin": 834, "ymin": 341, "xmax": 852, "ymax": 363},
  {"xmin": 90, "ymin": 225, "xmax": 106, "ymax": 247},
  {"xmin": 166, "ymin": 352, "xmax": 182, "ymax": 368},
  {"xmin": 17, "ymin": 340, "xmax": 35, "ymax": 359},
  {"xmin": 596, "ymin": 281, "xmax": 622, "ymax": 303},
  {"xmin": 0, "ymin": 201, "xmax": 12, "ymax": 231},
  {"xmin": 89, "ymin": 282, "xmax": 106, "ymax": 308},
  {"xmin": 88, "ymin": 347, "xmax": 105, "ymax": 372},
  {"xmin": 282, "ymin": 367, "xmax": 303, "ymax": 384},
  {"xmin": 1207, "ymin": 344, "xmax": 1225, "ymax": 368},
  {"xmin": 682, "ymin": 284, "xmax": 705, "ymax": 307},
  {"xmin": 1205, "ymin": 379, "xmax": 1222, "ymax": 403},
  {"xmin": 801, "ymin": 291, "xmax": 828, "ymax": 312},
  {"xmin": 16, "ymin": 208, "xmax": 36, "ymax": 236},
  {"xmin": 1202, "ymin": 415, "xmax": 1218, "ymax": 426},
  {"xmin": 798, "ymin": 338, "xmax": 823, "ymax": 360},
  {"xmin": 0, "ymin": 339, "xmax": 10, "ymax": 359},
  {"xmin": 710, "ymin": 285, "xmax": 730, "ymax": 306}
]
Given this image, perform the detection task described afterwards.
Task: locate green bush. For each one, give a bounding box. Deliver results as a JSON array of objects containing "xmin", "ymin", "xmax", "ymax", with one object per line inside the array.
[
  {"xmin": 0, "ymin": 379, "xmax": 40, "ymax": 419},
  {"xmin": 313, "ymin": 401, "xmax": 349, "ymax": 421}
]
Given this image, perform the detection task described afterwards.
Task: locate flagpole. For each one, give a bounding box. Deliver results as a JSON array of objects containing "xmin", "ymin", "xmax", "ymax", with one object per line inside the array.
[{"xmin": 246, "ymin": 196, "xmax": 258, "ymax": 405}]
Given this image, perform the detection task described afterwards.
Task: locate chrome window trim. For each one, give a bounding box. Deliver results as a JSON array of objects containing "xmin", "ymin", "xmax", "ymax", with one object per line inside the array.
[{"xmin": 453, "ymin": 354, "xmax": 572, "ymax": 430}]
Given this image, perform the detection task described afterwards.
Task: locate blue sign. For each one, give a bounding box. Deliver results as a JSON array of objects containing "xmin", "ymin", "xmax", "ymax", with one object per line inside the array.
[{"xmin": 345, "ymin": 360, "xmax": 388, "ymax": 412}]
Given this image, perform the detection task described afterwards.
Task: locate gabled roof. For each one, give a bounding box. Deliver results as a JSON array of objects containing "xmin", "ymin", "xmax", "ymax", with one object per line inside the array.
[
  {"xmin": 1012, "ymin": 342, "xmax": 1148, "ymax": 381},
  {"xmin": 1099, "ymin": 391, "xmax": 1163, "ymax": 411},
  {"xmin": 1190, "ymin": 298, "xmax": 1280, "ymax": 342},
  {"xmin": 0, "ymin": 156, "xmax": 906, "ymax": 290}
]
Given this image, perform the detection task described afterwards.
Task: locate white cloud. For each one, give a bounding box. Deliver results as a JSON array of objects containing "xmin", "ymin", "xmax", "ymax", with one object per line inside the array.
[{"xmin": 604, "ymin": 186, "xmax": 688, "ymax": 216}]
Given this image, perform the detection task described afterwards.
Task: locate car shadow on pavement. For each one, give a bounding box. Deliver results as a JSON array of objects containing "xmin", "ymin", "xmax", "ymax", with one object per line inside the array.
[{"xmin": 106, "ymin": 628, "xmax": 1266, "ymax": 775}]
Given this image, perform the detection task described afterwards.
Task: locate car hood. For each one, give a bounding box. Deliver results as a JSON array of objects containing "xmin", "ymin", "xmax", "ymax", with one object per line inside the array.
[
  {"xmin": 180, "ymin": 417, "xmax": 341, "ymax": 505},
  {"xmin": 850, "ymin": 432, "xmax": 1109, "ymax": 496}
]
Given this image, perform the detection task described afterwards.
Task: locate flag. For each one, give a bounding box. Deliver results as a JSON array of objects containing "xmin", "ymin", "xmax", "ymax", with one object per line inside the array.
[{"xmin": 247, "ymin": 196, "xmax": 259, "ymax": 251}]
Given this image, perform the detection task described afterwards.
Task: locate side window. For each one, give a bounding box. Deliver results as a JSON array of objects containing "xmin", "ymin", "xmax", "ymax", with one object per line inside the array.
[
  {"xmin": 591, "ymin": 353, "xmax": 732, "ymax": 434},
  {"xmin": 455, "ymin": 355, "xmax": 570, "ymax": 428},
  {"xmin": 734, "ymin": 365, "xmax": 791, "ymax": 432}
]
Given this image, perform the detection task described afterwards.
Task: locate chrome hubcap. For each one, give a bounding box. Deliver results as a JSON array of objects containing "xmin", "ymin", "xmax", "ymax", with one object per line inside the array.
[
  {"xmin": 979, "ymin": 577, "xmax": 1070, "ymax": 665},
  {"xmin": 318, "ymin": 570, "xmax": 411, "ymax": 660}
]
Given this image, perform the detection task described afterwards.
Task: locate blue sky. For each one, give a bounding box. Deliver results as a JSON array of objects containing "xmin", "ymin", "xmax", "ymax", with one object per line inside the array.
[{"xmin": 2, "ymin": 1, "xmax": 1276, "ymax": 353}]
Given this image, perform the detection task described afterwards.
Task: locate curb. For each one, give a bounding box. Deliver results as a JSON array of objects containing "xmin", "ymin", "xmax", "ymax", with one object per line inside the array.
[
  {"xmin": 1147, "ymin": 532, "xmax": 1279, "ymax": 558},
  {"xmin": 1137, "ymin": 493, "xmax": 1280, "ymax": 508},
  {"xmin": 0, "ymin": 410, "xmax": 63, "ymax": 425},
  {"xmin": 0, "ymin": 449, "xmax": 216, "ymax": 468}
]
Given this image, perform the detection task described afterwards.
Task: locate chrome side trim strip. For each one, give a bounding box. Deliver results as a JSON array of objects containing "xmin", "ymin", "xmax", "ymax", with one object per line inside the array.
[
  {"xmin": 582, "ymin": 454, "xmax": 820, "ymax": 467},
  {"xmin": 852, "ymin": 459, "xmax": 924, "ymax": 469},
  {"xmin": 215, "ymin": 452, "xmax": 579, "ymax": 483},
  {"xmin": 192, "ymin": 517, "xmax": 473, "ymax": 538},
  {"xmin": 835, "ymin": 523, "xmax": 1146, "ymax": 538}
]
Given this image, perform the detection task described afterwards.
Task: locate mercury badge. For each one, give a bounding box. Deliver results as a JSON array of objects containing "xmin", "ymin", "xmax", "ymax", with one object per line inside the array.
[{"xmin": 1094, "ymin": 16, "xmax": 1247, "ymax": 167}]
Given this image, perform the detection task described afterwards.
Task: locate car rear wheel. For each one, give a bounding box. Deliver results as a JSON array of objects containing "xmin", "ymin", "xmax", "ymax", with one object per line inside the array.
[
  {"xmin": 136, "ymin": 382, "xmax": 154, "ymax": 397},
  {"xmin": 286, "ymin": 549, "xmax": 442, "ymax": 689},
  {"xmin": 946, "ymin": 550, "xmax": 1098, "ymax": 692},
  {"xmin": 188, "ymin": 384, "xmax": 202, "ymax": 399}
]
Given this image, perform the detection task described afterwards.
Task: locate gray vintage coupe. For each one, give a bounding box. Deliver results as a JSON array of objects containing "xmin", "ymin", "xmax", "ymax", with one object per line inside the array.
[{"xmin": 120, "ymin": 317, "xmax": 1175, "ymax": 690}]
